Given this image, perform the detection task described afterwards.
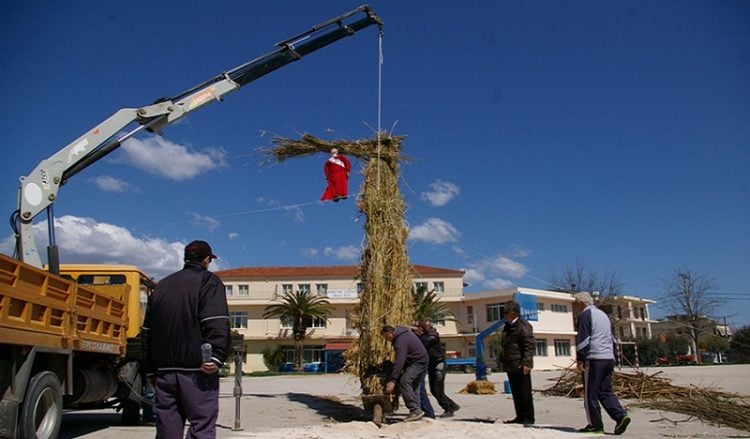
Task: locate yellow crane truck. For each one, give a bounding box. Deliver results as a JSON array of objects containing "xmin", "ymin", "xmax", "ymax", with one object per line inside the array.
[{"xmin": 1, "ymin": 6, "xmax": 382, "ymax": 438}]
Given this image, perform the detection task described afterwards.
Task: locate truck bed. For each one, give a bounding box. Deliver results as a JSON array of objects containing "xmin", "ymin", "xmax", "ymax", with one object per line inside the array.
[{"xmin": 0, "ymin": 253, "xmax": 129, "ymax": 354}]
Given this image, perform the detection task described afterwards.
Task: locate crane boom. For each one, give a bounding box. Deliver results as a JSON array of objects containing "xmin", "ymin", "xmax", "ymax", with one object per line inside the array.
[{"xmin": 15, "ymin": 5, "xmax": 382, "ymax": 269}]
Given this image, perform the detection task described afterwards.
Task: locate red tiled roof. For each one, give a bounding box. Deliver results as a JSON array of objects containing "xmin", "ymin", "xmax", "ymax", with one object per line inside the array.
[
  {"xmin": 324, "ymin": 341, "xmax": 353, "ymax": 351},
  {"xmin": 215, "ymin": 264, "xmax": 464, "ymax": 279}
]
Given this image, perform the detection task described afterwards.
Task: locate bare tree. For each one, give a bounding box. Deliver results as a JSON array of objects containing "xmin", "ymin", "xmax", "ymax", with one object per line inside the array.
[
  {"xmin": 547, "ymin": 258, "xmax": 624, "ymax": 297},
  {"xmin": 658, "ymin": 269, "xmax": 722, "ymax": 364}
]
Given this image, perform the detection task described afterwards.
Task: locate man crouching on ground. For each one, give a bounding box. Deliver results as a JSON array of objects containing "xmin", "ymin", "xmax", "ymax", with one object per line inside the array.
[{"xmin": 381, "ymin": 325, "xmax": 429, "ymax": 422}]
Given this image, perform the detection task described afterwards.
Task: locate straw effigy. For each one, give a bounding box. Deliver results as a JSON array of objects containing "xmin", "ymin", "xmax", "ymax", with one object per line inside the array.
[{"xmin": 257, "ymin": 132, "xmax": 413, "ymax": 397}]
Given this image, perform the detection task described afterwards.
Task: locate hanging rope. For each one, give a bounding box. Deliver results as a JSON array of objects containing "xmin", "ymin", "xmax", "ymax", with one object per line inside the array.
[{"xmin": 376, "ymin": 28, "xmax": 384, "ymax": 190}]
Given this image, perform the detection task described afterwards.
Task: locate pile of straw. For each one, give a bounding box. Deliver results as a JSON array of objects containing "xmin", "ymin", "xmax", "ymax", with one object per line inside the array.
[
  {"xmin": 543, "ymin": 366, "xmax": 750, "ymax": 431},
  {"xmin": 460, "ymin": 380, "xmax": 497, "ymax": 395},
  {"xmin": 258, "ymin": 133, "xmax": 413, "ymax": 396}
]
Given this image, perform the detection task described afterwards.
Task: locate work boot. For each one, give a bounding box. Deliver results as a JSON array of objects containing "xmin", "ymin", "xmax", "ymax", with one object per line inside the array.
[{"xmin": 404, "ymin": 411, "xmax": 424, "ymax": 422}]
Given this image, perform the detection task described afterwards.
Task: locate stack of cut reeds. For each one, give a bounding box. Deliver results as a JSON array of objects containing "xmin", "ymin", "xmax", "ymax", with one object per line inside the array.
[{"xmin": 542, "ymin": 366, "xmax": 750, "ymax": 432}]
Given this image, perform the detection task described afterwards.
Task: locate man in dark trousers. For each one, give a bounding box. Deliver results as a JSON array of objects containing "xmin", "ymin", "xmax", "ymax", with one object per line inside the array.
[
  {"xmin": 142, "ymin": 240, "xmax": 231, "ymax": 439},
  {"xmin": 573, "ymin": 292, "xmax": 630, "ymax": 435},
  {"xmin": 501, "ymin": 300, "xmax": 535, "ymax": 425},
  {"xmin": 417, "ymin": 320, "xmax": 461, "ymax": 417},
  {"xmin": 381, "ymin": 325, "xmax": 429, "ymax": 422}
]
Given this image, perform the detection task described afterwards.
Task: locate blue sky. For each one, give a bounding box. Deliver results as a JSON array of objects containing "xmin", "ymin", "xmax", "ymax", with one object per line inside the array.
[{"xmin": 1, "ymin": 1, "xmax": 748, "ymax": 327}]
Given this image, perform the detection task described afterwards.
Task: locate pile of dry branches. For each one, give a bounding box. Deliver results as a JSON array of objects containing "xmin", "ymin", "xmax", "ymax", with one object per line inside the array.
[
  {"xmin": 259, "ymin": 133, "xmax": 413, "ymax": 396},
  {"xmin": 543, "ymin": 366, "xmax": 750, "ymax": 431}
]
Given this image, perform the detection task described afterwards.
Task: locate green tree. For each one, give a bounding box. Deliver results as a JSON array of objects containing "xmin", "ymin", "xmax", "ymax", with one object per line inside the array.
[
  {"xmin": 412, "ymin": 285, "xmax": 457, "ymax": 325},
  {"xmin": 263, "ymin": 290, "xmax": 332, "ymax": 371},
  {"xmin": 729, "ymin": 326, "xmax": 750, "ymax": 363},
  {"xmin": 262, "ymin": 345, "xmax": 287, "ymax": 371}
]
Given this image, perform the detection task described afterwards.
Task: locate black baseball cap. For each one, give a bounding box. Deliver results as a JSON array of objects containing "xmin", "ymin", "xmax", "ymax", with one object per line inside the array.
[{"xmin": 184, "ymin": 240, "xmax": 218, "ymax": 261}]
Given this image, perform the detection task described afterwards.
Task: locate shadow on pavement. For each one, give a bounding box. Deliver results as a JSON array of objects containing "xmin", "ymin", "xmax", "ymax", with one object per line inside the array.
[
  {"xmin": 286, "ymin": 392, "xmax": 370, "ymax": 422},
  {"xmin": 60, "ymin": 413, "xmax": 126, "ymax": 439}
]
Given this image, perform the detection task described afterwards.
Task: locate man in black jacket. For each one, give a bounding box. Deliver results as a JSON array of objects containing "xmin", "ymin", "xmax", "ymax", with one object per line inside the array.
[
  {"xmin": 142, "ymin": 240, "xmax": 230, "ymax": 439},
  {"xmin": 501, "ymin": 300, "xmax": 535, "ymax": 425},
  {"xmin": 417, "ymin": 321, "xmax": 461, "ymax": 417},
  {"xmin": 381, "ymin": 325, "xmax": 429, "ymax": 422}
]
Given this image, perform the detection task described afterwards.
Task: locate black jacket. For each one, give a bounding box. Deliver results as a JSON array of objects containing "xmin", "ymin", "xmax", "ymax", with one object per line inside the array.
[
  {"xmin": 142, "ymin": 261, "xmax": 230, "ymax": 373},
  {"xmin": 501, "ymin": 317, "xmax": 535, "ymax": 371},
  {"xmin": 419, "ymin": 329, "xmax": 446, "ymax": 366}
]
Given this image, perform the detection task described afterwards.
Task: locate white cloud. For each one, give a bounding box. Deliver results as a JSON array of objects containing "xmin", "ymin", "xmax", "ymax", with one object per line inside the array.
[
  {"xmin": 463, "ymin": 268, "xmax": 485, "ymax": 284},
  {"xmin": 421, "ymin": 180, "xmax": 460, "ymax": 207},
  {"xmin": 92, "ymin": 175, "xmax": 136, "ymax": 193},
  {"xmin": 323, "ymin": 245, "xmax": 360, "ymax": 261},
  {"xmin": 465, "ymin": 253, "xmax": 531, "ymax": 290},
  {"xmin": 408, "ymin": 218, "xmax": 460, "ymax": 244},
  {"xmin": 13, "ymin": 215, "xmax": 189, "ymax": 279},
  {"xmin": 189, "ymin": 212, "xmax": 221, "ymax": 231},
  {"xmin": 299, "ymin": 247, "xmax": 319, "ymax": 258},
  {"xmin": 120, "ymin": 136, "xmax": 226, "ymax": 181},
  {"xmin": 486, "ymin": 277, "xmax": 515, "ymax": 289},
  {"xmin": 257, "ymin": 197, "xmax": 304, "ymax": 222},
  {"xmin": 228, "ymin": 232, "xmax": 239, "ymax": 240}
]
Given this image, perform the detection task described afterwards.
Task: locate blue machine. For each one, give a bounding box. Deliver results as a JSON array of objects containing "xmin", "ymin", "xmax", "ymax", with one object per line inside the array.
[{"xmin": 447, "ymin": 292, "xmax": 538, "ymax": 381}]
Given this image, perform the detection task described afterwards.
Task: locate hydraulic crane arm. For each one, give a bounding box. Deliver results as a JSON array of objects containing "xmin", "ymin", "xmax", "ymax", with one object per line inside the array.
[{"xmin": 15, "ymin": 5, "xmax": 382, "ymax": 268}]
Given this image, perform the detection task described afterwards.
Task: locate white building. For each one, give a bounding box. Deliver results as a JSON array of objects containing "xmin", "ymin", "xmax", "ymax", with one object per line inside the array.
[{"xmin": 215, "ymin": 264, "xmax": 652, "ymax": 373}]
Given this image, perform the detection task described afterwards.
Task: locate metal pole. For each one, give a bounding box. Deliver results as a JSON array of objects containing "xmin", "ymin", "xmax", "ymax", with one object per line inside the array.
[{"xmin": 232, "ymin": 350, "xmax": 243, "ymax": 431}]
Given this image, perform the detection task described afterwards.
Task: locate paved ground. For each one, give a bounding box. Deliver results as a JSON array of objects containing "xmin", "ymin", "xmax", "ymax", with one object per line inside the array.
[{"xmin": 59, "ymin": 364, "xmax": 750, "ymax": 438}]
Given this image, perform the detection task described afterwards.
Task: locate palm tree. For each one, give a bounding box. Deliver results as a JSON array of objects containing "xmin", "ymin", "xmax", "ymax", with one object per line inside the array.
[
  {"xmin": 263, "ymin": 290, "xmax": 332, "ymax": 371},
  {"xmin": 412, "ymin": 285, "xmax": 457, "ymax": 326}
]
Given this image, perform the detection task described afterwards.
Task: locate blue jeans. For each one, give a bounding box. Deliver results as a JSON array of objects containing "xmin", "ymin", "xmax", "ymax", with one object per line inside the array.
[{"xmin": 419, "ymin": 371, "xmax": 435, "ymax": 418}]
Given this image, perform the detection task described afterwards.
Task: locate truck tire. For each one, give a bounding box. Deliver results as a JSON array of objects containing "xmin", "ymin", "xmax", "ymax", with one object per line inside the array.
[{"xmin": 19, "ymin": 371, "xmax": 63, "ymax": 439}]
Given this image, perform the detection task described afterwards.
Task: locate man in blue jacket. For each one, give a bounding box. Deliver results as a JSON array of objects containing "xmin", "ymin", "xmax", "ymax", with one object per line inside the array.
[
  {"xmin": 381, "ymin": 325, "xmax": 429, "ymax": 422},
  {"xmin": 142, "ymin": 240, "xmax": 231, "ymax": 439},
  {"xmin": 573, "ymin": 291, "xmax": 630, "ymax": 435}
]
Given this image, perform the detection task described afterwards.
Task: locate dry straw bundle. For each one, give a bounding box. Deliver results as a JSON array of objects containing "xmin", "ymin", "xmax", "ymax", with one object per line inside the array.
[
  {"xmin": 258, "ymin": 133, "xmax": 413, "ymax": 396},
  {"xmin": 543, "ymin": 366, "xmax": 750, "ymax": 432}
]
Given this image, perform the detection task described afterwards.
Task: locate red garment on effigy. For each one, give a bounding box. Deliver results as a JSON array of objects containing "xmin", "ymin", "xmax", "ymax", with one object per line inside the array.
[{"xmin": 321, "ymin": 154, "xmax": 351, "ymax": 201}]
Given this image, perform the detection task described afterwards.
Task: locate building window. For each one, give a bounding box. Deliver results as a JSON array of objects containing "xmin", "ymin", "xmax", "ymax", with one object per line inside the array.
[
  {"xmin": 283, "ymin": 346, "xmax": 325, "ymax": 363},
  {"xmin": 225, "ymin": 285, "xmax": 233, "ymax": 296},
  {"xmin": 282, "ymin": 284, "xmax": 293, "ymax": 295},
  {"xmin": 550, "ymin": 303, "xmax": 568, "ymax": 313},
  {"xmin": 535, "ymin": 339, "xmax": 548, "ymax": 357},
  {"xmin": 467, "ymin": 306, "xmax": 474, "ymax": 324},
  {"xmin": 238, "ymin": 284, "xmax": 249, "ymax": 296},
  {"xmin": 433, "ymin": 282, "xmax": 445, "ymax": 293},
  {"xmin": 357, "ymin": 283, "xmax": 364, "ymax": 293},
  {"xmin": 617, "ymin": 306, "xmax": 622, "ymax": 319},
  {"xmin": 311, "ymin": 316, "xmax": 327, "ymax": 328},
  {"xmin": 281, "ymin": 315, "xmax": 294, "ymax": 328},
  {"xmin": 298, "ymin": 284, "xmax": 311, "ymax": 294},
  {"xmin": 433, "ymin": 314, "xmax": 446, "ymax": 326},
  {"xmin": 230, "ymin": 311, "xmax": 248, "ymax": 329},
  {"xmin": 554, "ymin": 339, "xmax": 571, "ymax": 356},
  {"xmin": 414, "ymin": 281, "xmax": 428, "ymax": 291},
  {"xmin": 486, "ymin": 303, "xmax": 504, "ymax": 322},
  {"xmin": 537, "ymin": 302, "xmax": 545, "ymax": 311},
  {"xmin": 640, "ymin": 307, "xmax": 646, "ymax": 320},
  {"xmin": 316, "ymin": 283, "xmax": 328, "ymax": 296}
]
